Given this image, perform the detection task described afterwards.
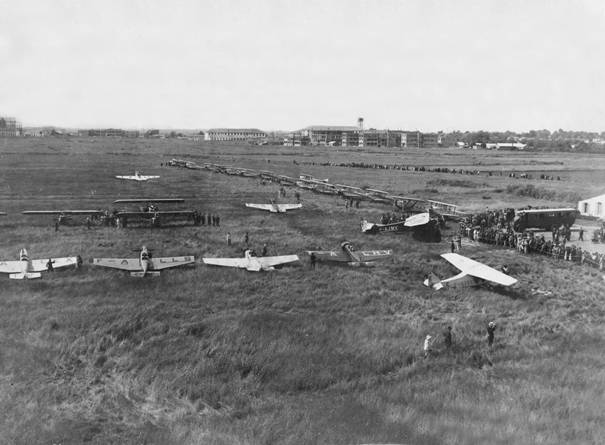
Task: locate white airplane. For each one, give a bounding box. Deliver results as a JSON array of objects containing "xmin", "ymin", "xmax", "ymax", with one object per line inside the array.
[
  {"xmin": 424, "ymin": 253, "xmax": 518, "ymax": 290},
  {"xmin": 245, "ymin": 203, "xmax": 302, "ymax": 213},
  {"xmin": 115, "ymin": 171, "xmax": 160, "ymax": 181},
  {"xmin": 0, "ymin": 248, "xmax": 78, "ymax": 279},
  {"xmin": 92, "ymin": 246, "xmax": 194, "ymax": 277},
  {"xmin": 202, "ymin": 249, "xmax": 299, "ymax": 272}
]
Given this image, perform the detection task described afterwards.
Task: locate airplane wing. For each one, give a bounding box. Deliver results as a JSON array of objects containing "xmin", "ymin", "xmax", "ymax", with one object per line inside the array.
[
  {"xmin": 357, "ymin": 249, "xmax": 393, "ymax": 261},
  {"xmin": 22, "ymin": 210, "xmax": 103, "ymax": 215},
  {"xmin": 441, "ymin": 253, "xmax": 517, "ymax": 286},
  {"xmin": 245, "ymin": 204, "xmax": 273, "ymax": 212},
  {"xmin": 92, "ymin": 258, "xmax": 141, "ymax": 271},
  {"xmin": 405, "ymin": 212, "xmax": 430, "ymax": 227},
  {"xmin": 277, "ymin": 204, "xmax": 302, "ymax": 211},
  {"xmin": 150, "ymin": 256, "xmax": 195, "ymax": 270},
  {"xmin": 0, "ymin": 261, "xmax": 23, "ymax": 274},
  {"xmin": 202, "ymin": 257, "xmax": 249, "ymax": 268},
  {"xmin": 116, "ymin": 211, "xmax": 194, "ymax": 218},
  {"xmin": 258, "ymin": 255, "xmax": 299, "ymax": 268},
  {"xmin": 30, "ymin": 257, "xmax": 77, "ymax": 272},
  {"xmin": 138, "ymin": 176, "xmax": 160, "ymax": 180},
  {"xmin": 306, "ymin": 250, "xmax": 346, "ymax": 262}
]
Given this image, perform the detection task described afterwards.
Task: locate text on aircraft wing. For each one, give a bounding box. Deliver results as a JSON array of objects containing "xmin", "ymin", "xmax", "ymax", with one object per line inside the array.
[
  {"xmin": 357, "ymin": 249, "xmax": 393, "ymax": 259},
  {"xmin": 404, "ymin": 212, "xmax": 431, "ymax": 227},
  {"xmin": 113, "ymin": 198, "xmax": 185, "ymax": 204},
  {"xmin": 149, "ymin": 256, "xmax": 195, "ymax": 270},
  {"xmin": 30, "ymin": 257, "xmax": 77, "ymax": 272},
  {"xmin": 0, "ymin": 261, "xmax": 23, "ymax": 274},
  {"xmin": 22, "ymin": 210, "xmax": 104, "ymax": 215},
  {"xmin": 440, "ymin": 253, "xmax": 517, "ymax": 286},
  {"xmin": 258, "ymin": 255, "xmax": 299, "ymax": 268},
  {"xmin": 202, "ymin": 258, "xmax": 249, "ymax": 269},
  {"xmin": 93, "ymin": 258, "xmax": 141, "ymax": 271}
]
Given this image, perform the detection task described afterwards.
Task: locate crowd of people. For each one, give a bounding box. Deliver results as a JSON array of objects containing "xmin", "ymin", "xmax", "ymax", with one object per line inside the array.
[
  {"xmin": 295, "ymin": 160, "xmax": 563, "ymax": 181},
  {"xmin": 458, "ymin": 212, "xmax": 605, "ymax": 271}
]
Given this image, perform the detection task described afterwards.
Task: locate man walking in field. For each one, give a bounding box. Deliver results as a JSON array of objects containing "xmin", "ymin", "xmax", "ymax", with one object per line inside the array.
[
  {"xmin": 579, "ymin": 226, "xmax": 584, "ymax": 241},
  {"xmin": 443, "ymin": 326, "xmax": 453, "ymax": 350},
  {"xmin": 487, "ymin": 321, "xmax": 496, "ymax": 348},
  {"xmin": 423, "ymin": 335, "xmax": 433, "ymax": 358},
  {"xmin": 226, "ymin": 232, "xmax": 231, "ymax": 246}
]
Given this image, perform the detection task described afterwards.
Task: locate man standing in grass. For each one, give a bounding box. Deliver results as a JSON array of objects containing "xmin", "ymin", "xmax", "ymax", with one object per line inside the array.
[
  {"xmin": 424, "ymin": 335, "xmax": 433, "ymax": 358},
  {"xmin": 487, "ymin": 322, "xmax": 496, "ymax": 348},
  {"xmin": 443, "ymin": 326, "xmax": 453, "ymax": 350},
  {"xmin": 226, "ymin": 232, "xmax": 231, "ymax": 246}
]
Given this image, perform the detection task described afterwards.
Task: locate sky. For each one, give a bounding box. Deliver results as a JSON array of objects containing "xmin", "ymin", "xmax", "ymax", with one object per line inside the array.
[{"xmin": 1, "ymin": 0, "xmax": 605, "ymax": 131}]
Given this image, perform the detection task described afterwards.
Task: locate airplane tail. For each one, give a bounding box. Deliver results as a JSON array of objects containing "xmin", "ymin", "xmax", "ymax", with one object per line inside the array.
[
  {"xmin": 10, "ymin": 272, "xmax": 42, "ymax": 280},
  {"xmin": 423, "ymin": 272, "xmax": 443, "ymax": 290}
]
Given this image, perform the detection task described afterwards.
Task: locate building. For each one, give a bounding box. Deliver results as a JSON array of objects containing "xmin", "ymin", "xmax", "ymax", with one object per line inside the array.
[
  {"xmin": 0, "ymin": 116, "xmax": 22, "ymax": 137},
  {"xmin": 205, "ymin": 128, "xmax": 267, "ymax": 142},
  {"xmin": 301, "ymin": 126, "xmax": 360, "ymax": 146},
  {"xmin": 422, "ymin": 132, "xmax": 442, "ymax": 148},
  {"xmin": 578, "ymin": 193, "xmax": 605, "ymax": 218},
  {"xmin": 401, "ymin": 131, "xmax": 422, "ymax": 148},
  {"xmin": 79, "ymin": 129, "xmax": 139, "ymax": 137}
]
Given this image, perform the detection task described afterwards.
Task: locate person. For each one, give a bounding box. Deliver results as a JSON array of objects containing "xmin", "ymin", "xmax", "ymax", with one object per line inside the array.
[
  {"xmin": 261, "ymin": 243, "xmax": 268, "ymax": 257},
  {"xmin": 487, "ymin": 321, "xmax": 496, "ymax": 347},
  {"xmin": 244, "ymin": 231, "xmax": 249, "ymax": 245},
  {"xmin": 309, "ymin": 252, "xmax": 317, "ymax": 269},
  {"xmin": 423, "ymin": 335, "xmax": 433, "ymax": 358},
  {"xmin": 216, "ymin": 215, "xmax": 220, "ymax": 227},
  {"xmin": 54, "ymin": 219, "xmax": 60, "ymax": 232},
  {"xmin": 86, "ymin": 216, "xmax": 91, "ymax": 230},
  {"xmin": 226, "ymin": 232, "xmax": 231, "ymax": 246},
  {"xmin": 456, "ymin": 235, "xmax": 462, "ymax": 251},
  {"xmin": 579, "ymin": 226, "xmax": 584, "ymax": 241},
  {"xmin": 76, "ymin": 255, "xmax": 83, "ymax": 269},
  {"xmin": 46, "ymin": 258, "xmax": 54, "ymax": 272},
  {"xmin": 443, "ymin": 326, "xmax": 452, "ymax": 349},
  {"xmin": 450, "ymin": 239, "xmax": 456, "ymax": 253}
]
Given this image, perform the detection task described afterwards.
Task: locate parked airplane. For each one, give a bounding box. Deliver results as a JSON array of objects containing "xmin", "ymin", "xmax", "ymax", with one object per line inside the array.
[
  {"xmin": 245, "ymin": 203, "xmax": 302, "ymax": 213},
  {"xmin": 424, "ymin": 253, "xmax": 517, "ymax": 290},
  {"xmin": 115, "ymin": 210, "xmax": 199, "ymax": 227},
  {"xmin": 361, "ymin": 211, "xmax": 442, "ymax": 241},
  {"xmin": 202, "ymin": 249, "xmax": 299, "ymax": 271},
  {"xmin": 307, "ymin": 241, "xmax": 392, "ymax": 266},
  {"xmin": 92, "ymin": 246, "xmax": 194, "ymax": 277},
  {"xmin": 0, "ymin": 248, "xmax": 78, "ymax": 279},
  {"xmin": 115, "ymin": 171, "xmax": 160, "ymax": 181}
]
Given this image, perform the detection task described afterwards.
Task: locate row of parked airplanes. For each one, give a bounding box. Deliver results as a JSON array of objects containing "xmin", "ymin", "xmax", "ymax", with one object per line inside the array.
[{"xmin": 0, "ymin": 243, "xmax": 517, "ymax": 290}]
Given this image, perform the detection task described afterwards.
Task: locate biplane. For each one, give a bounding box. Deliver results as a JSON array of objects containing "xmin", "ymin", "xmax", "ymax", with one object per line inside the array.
[
  {"xmin": 361, "ymin": 211, "xmax": 442, "ymax": 241},
  {"xmin": 202, "ymin": 249, "xmax": 299, "ymax": 272},
  {"xmin": 307, "ymin": 241, "xmax": 392, "ymax": 267},
  {"xmin": 22, "ymin": 209, "xmax": 106, "ymax": 226},
  {"xmin": 424, "ymin": 253, "xmax": 518, "ymax": 290},
  {"xmin": 115, "ymin": 171, "xmax": 160, "ymax": 181},
  {"xmin": 245, "ymin": 203, "xmax": 302, "ymax": 213},
  {"xmin": 0, "ymin": 248, "xmax": 79, "ymax": 279},
  {"xmin": 92, "ymin": 246, "xmax": 194, "ymax": 277},
  {"xmin": 113, "ymin": 198, "xmax": 199, "ymax": 227}
]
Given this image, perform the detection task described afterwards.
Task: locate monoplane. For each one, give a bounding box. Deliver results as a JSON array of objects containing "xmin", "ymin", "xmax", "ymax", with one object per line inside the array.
[
  {"xmin": 306, "ymin": 241, "xmax": 392, "ymax": 266},
  {"xmin": 202, "ymin": 249, "xmax": 298, "ymax": 271},
  {"xmin": 92, "ymin": 246, "xmax": 194, "ymax": 277},
  {"xmin": 423, "ymin": 253, "xmax": 517, "ymax": 290},
  {"xmin": 245, "ymin": 202, "xmax": 302, "ymax": 213},
  {"xmin": 361, "ymin": 211, "xmax": 442, "ymax": 241},
  {"xmin": 0, "ymin": 248, "xmax": 79, "ymax": 279},
  {"xmin": 115, "ymin": 171, "xmax": 160, "ymax": 181}
]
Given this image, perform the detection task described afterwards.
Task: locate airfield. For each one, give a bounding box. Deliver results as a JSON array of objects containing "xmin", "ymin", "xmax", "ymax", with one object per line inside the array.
[{"xmin": 1, "ymin": 137, "xmax": 605, "ymax": 444}]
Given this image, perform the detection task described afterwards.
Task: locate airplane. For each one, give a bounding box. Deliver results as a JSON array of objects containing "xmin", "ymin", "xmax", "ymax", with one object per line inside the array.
[
  {"xmin": 306, "ymin": 241, "xmax": 392, "ymax": 266},
  {"xmin": 0, "ymin": 248, "xmax": 79, "ymax": 279},
  {"xmin": 202, "ymin": 249, "xmax": 299, "ymax": 272},
  {"xmin": 423, "ymin": 253, "xmax": 518, "ymax": 290},
  {"xmin": 92, "ymin": 246, "xmax": 194, "ymax": 277},
  {"xmin": 22, "ymin": 209, "xmax": 106, "ymax": 226},
  {"xmin": 115, "ymin": 171, "xmax": 160, "ymax": 181},
  {"xmin": 115, "ymin": 210, "xmax": 199, "ymax": 227},
  {"xmin": 245, "ymin": 203, "xmax": 302, "ymax": 213}
]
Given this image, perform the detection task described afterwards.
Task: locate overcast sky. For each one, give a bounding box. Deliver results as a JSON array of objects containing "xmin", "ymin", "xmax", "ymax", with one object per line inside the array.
[{"xmin": 1, "ymin": 0, "xmax": 605, "ymax": 131}]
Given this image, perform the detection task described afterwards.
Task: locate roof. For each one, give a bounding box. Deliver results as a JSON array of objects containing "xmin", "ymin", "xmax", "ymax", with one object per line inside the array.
[
  {"xmin": 515, "ymin": 208, "xmax": 577, "ymax": 214},
  {"xmin": 578, "ymin": 193, "xmax": 605, "ymax": 203},
  {"xmin": 302, "ymin": 126, "xmax": 360, "ymax": 132},
  {"xmin": 207, "ymin": 128, "xmax": 265, "ymax": 133}
]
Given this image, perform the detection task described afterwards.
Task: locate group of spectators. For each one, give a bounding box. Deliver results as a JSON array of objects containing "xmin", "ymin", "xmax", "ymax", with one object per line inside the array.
[
  {"xmin": 295, "ymin": 160, "xmax": 564, "ymax": 181},
  {"xmin": 458, "ymin": 213, "xmax": 605, "ymax": 271}
]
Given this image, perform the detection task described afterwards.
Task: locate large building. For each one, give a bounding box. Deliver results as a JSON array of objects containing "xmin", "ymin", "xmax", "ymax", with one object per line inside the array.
[
  {"xmin": 578, "ymin": 193, "xmax": 605, "ymax": 218},
  {"xmin": 0, "ymin": 116, "xmax": 22, "ymax": 137},
  {"xmin": 301, "ymin": 126, "xmax": 361, "ymax": 146},
  {"xmin": 205, "ymin": 128, "xmax": 267, "ymax": 142}
]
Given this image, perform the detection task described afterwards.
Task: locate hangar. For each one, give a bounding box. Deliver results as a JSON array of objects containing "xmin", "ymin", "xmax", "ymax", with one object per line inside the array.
[{"xmin": 578, "ymin": 193, "xmax": 605, "ymax": 218}]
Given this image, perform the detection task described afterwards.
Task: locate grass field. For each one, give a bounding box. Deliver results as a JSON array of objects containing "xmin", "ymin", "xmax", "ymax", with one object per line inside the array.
[{"xmin": 1, "ymin": 137, "xmax": 605, "ymax": 444}]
